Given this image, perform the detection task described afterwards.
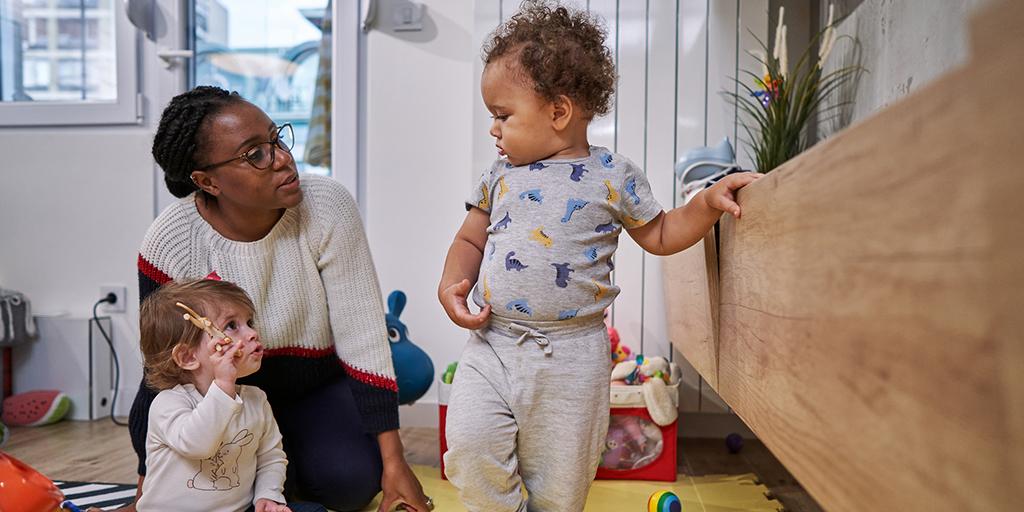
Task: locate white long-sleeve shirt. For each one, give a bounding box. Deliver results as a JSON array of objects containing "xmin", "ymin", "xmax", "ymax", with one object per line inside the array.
[{"xmin": 137, "ymin": 383, "xmax": 287, "ymax": 512}]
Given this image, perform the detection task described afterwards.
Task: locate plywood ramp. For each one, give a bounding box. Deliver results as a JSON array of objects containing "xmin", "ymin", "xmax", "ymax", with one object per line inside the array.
[{"xmin": 663, "ymin": 1, "xmax": 1024, "ymax": 510}]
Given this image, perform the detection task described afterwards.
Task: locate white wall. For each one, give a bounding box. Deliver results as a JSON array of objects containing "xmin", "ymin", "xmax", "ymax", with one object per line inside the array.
[
  {"xmin": 0, "ymin": 21, "xmax": 179, "ymax": 417},
  {"xmin": 817, "ymin": 0, "xmax": 990, "ymax": 138},
  {"xmin": 362, "ymin": 0, "xmax": 478, "ymax": 416}
]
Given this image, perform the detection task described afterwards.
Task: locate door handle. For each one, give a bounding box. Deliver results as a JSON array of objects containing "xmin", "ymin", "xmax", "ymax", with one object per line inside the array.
[{"xmin": 156, "ymin": 49, "xmax": 194, "ymax": 69}]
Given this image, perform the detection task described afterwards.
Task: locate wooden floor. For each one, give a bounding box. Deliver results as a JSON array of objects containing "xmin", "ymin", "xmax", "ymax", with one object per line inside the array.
[{"xmin": 5, "ymin": 419, "xmax": 821, "ymax": 511}]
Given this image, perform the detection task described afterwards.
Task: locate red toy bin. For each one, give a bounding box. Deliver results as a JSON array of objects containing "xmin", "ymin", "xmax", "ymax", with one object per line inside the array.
[
  {"xmin": 438, "ymin": 378, "xmax": 678, "ymax": 482},
  {"xmin": 595, "ymin": 382, "xmax": 679, "ymax": 482}
]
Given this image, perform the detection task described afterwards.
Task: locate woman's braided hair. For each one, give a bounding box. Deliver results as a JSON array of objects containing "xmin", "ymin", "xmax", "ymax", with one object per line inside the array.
[
  {"xmin": 483, "ymin": 0, "xmax": 616, "ymax": 119},
  {"xmin": 152, "ymin": 86, "xmax": 244, "ymax": 198}
]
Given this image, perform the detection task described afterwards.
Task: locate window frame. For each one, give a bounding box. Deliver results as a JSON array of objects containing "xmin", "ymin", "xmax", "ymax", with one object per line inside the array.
[{"xmin": 0, "ymin": 0, "xmax": 140, "ymax": 127}]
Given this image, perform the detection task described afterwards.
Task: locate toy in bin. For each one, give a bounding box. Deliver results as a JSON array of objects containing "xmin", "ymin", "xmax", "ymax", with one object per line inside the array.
[
  {"xmin": 597, "ymin": 352, "xmax": 682, "ymax": 481},
  {"xmin": 0, "ymin": 451, "xmax": 86, "ymax": 511}
]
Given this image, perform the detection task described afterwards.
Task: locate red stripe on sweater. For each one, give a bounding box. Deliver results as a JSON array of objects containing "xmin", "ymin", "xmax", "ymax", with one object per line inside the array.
[
  {"xmin": 340, "ymin": 361, "xmax": 399, "ymax": 392},
  {"xmin": 137, "ymin": 254, "xmax": 172, "ymax": 284},
  {"xmin": 263, "ymin": 346, "xmax": 398, "ymax": 392},
  {"xmin": 263, "ymin": 346, "xmax": 335, "ymax": 359}
]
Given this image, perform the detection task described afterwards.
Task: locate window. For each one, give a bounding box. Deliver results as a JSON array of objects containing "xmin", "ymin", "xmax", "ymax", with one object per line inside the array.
[
  {"xmin": 0, "ymin": 0, "xmax": 138, "ymax": 125},
  {"xmin": 192, "ymin": 0, "xmax": 333, "ymax": 175}
]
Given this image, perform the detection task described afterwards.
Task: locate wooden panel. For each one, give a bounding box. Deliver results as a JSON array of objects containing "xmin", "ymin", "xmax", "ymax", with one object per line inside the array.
[
  {"xmin": 710, "ymin": 2, "xmax": 1024, "ymax": 511},
  {"xmin": 663, "ymin": 231, "xmax": 719, "ymax": 389}
]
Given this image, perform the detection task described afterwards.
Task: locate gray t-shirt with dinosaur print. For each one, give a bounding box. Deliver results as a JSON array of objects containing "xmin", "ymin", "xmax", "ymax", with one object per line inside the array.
[{"xmin": 467, "ymin": 146, "xmax": 663, "ymax": 322}]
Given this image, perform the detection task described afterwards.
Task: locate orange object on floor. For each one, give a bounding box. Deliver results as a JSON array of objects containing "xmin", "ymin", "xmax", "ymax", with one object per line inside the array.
[{"xmin": 0, "ymin": 451, "xmax": 64, "ymax": 512}]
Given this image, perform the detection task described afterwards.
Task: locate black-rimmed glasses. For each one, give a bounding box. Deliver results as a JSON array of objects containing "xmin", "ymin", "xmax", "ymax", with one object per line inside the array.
[{"xmin": 197, "ymin": 123, "xmax": 295, "ymax": 171}]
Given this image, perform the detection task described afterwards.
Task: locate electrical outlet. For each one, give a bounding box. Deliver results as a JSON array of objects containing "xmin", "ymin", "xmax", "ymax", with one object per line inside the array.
[{"xmin": 100, "ymin": 285, "xmax": 127, "ymax": 313}]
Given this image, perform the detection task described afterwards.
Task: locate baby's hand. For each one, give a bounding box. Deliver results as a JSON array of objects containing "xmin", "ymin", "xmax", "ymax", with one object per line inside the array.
[
  {"xmin": 440, "ymin": 278, "xmax": 491, "ymax": 330},
  {"xmin": 210, "ymin": 337, "xmax": 239, "ymax": 387},
  {"xmin": 254, "ymin": 498, "xmax": 291, "ymax": 512},
  {"xmin": 703, "ymin": 172, "xmax": 761, "ymax": 218}
]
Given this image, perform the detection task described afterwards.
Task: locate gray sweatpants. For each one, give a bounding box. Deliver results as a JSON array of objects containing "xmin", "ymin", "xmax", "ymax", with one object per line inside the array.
[{"xmin": 443, "ymin": 315, "xmax": 612, "ymax": 512}]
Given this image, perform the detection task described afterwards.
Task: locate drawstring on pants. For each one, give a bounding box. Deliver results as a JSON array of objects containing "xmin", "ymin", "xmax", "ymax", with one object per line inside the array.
[{"xmin": 508, "ymin": 322, "xmax": 552, "ymax": 355}]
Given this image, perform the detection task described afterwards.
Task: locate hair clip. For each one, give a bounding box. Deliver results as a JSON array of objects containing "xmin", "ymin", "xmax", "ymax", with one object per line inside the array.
[{"xmin": 175, "ymin": 302, "xmax": 242, "ymax": 357}]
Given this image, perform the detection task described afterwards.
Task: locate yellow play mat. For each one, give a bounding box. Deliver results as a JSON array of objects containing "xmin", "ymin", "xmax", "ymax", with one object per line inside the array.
[{"xmin": 359, "ymin": 465, "xmax": 783, "ymax": 511}]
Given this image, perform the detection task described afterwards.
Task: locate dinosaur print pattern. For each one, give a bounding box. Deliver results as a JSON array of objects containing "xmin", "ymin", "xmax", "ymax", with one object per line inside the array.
[
  {"xmin": 187, "ymin": 430, "xmax": 253, "ymax": 491},
  {"xmin": 477, "ymin": 183, "xmax": 490, "ymax": 210},
  {"xmin": 552, "ymin": 263, "xmax": 574, "ymax": 288},
  {"xmin": 603, "ymin": 180, "xmax": 620, "ymax": 204},
  {"xmin": 561, "ymin": 199, "xmax": 589, "ymax": 223},
  {"xmin": 505, "ymin": 251, "xmax": 528, "ymax": 271},
  {"xmin": 486, "ymin": 241, "xmax": 496, "ymax": 261},
  {"xmin": 498, "ymin": 176, "xmax": 509, "ymax": 200},
  {"xmin": 625, "ymin": 177, "xmax": 641, "ymax": 205},
  {"xmin": 519, "ymin": 189, "xmax": 544, "ymax": 203},
  {"xmin": 506, "ymin": 299, "xmax": 533, "ymax": 316},
  {"xmin": 569, "ymin": 164, "xmax": 590, "ymax": 182},
  {"xmin": 493, "ymin": 211, "xmax": 512, "ymax": 230},
  {"xmin": 558, "ymin": 309, "xmax": 580, "ymax": 320},
  {"xmin": 466, "ymin": 147, "xmax": 663, "ymax": 321},
  {"xmin": 623, "ymin": 215, "xmax": 646, "ymax": 229},
  {"xmin": 530, "ymin": 227, "xmax": 553, "ymax": 247}
]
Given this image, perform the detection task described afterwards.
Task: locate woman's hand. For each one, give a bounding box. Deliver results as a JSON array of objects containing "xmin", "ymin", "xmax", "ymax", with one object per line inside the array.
[
  {"xmin": 439, "ymin": 278, "xmax": 490, "ymax": 330},
  {"xmin": 702, "ymin": 172, "xmax": 761, "ymax": 219},
  {"xmin": 254, "ymin": 498, "xmax": 292, "ymax": 512},
  {"xmin": 378, "ymin": 458, "xmax": 429, "ymax": 512}
]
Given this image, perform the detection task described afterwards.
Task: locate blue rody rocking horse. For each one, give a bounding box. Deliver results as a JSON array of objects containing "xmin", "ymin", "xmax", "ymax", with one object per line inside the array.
[{"xmin": 386, "ymin": 291, "xmax": 435, "ymax": 405}]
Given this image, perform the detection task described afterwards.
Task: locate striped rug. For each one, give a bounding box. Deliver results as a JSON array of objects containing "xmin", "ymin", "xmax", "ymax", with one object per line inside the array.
[{"xmin": 54, "ymin": 481, "xmax": 136, "ymax": 511}]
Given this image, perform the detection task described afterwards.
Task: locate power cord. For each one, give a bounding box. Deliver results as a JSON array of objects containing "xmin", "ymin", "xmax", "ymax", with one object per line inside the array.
[{"xmin": 93, "ymin": 293, "xmax": 127, "ymax": 427}]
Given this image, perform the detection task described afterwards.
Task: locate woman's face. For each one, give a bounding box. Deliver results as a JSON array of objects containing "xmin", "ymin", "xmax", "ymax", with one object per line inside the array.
[{"xmin": 191, "ymin": 101, "xmax": 303, "ymax": 210}]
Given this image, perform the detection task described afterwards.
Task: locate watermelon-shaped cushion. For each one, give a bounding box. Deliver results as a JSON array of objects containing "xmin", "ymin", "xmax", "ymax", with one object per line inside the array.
[{"xmin": 2, "ymin": 390, "xmax": 71, "ymax": 427}]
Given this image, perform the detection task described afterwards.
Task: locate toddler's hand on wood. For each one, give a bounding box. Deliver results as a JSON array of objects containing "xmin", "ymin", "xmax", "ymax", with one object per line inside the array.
[
  {"xmin": 703, "ymin": 172, "xmax": 761, "ymax": 218},
  {"xmin": 440, "ymin": 278, "xmax": 491, "ymax": 330}
]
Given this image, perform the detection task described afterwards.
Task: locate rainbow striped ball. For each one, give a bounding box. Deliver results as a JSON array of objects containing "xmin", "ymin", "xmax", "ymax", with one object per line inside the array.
[{"xmin": 648, "ymin": 490, "xmax": 681, "ymax": 512}]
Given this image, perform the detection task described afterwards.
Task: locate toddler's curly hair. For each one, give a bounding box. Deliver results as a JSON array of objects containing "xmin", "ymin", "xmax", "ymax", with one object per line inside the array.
[{"xmin": 483, "ymin": 0, "xmax": 616, "ymax": 119}]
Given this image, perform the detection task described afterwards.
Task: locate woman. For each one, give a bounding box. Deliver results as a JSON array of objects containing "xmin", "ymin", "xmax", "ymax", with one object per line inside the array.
[{"xmin": 125, "ymin": 86, "xmax": 429, "ymax": 512}]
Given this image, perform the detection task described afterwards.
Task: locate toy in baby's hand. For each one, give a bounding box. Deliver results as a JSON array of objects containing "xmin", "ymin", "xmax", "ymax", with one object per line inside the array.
[
  {"xmin": 176, "ymin": 302, "xmax": 242, "ymax": 357},
  {"xmin": 386, "ymin": 291, "xmax": 435, "ymax": 405}
]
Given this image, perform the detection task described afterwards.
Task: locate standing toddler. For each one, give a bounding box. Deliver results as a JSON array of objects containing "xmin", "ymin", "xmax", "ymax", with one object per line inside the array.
[{"xmin": 438, "ymin": 2, "xmax": 759, "ymax": 511}]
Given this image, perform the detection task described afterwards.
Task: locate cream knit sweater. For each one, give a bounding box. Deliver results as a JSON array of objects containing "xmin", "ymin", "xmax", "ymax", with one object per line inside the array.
[{"xmin": 131, "ymin": 175, "xmax": 397, "ymax": 466}]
